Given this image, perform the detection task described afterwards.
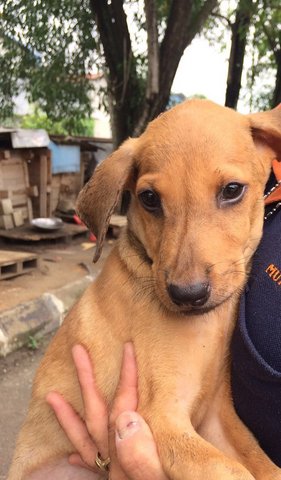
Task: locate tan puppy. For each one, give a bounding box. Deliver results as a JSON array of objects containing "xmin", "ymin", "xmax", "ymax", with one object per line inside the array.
[{"xmin": 9, "ymin": 100, "xmax": 281, "ymax": 480}]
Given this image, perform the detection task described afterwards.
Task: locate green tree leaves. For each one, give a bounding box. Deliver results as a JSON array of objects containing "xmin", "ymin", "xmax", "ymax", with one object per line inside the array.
[{"xmin": 0, "ymin": 0, "xmax": 96, "ymax": 129}]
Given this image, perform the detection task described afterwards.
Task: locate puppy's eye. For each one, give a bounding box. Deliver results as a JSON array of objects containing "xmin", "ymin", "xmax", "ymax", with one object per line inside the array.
[
  {"xmin": 138, "ymin": 189, "xmax": 162, "ymax": 213},
  {"xmin": 219, "ymin": 183, "xmax": 246, "ymax": 206}
]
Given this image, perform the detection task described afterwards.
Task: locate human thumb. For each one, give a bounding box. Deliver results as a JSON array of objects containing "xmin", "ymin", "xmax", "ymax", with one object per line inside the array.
[{"xmin": 115, "ymin": 411, "xmax": 167, "ymax": 480}]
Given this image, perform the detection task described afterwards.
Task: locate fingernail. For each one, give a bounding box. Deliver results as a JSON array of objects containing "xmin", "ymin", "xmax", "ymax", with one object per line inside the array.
[{"xmin": 116, "ymin": 411, "xmax": 140, "ymax": 440}]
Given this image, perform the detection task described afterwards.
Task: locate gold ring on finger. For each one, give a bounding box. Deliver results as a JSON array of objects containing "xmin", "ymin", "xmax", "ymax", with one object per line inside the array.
[{"xmin": 95, "ymin": 451, "xmax": 111, "ymax": 472}]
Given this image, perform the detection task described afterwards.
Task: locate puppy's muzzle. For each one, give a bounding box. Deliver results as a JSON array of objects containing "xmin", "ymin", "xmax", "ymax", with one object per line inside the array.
[{"xmin": 167, "ymin": 282, "xmax": 211, "ymax": 307}]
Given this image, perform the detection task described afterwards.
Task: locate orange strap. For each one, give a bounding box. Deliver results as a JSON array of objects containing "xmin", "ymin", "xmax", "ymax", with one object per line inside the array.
[
  {"xmin": 265, "ymin": 159, "xmax": 281, "ymax": 205},
  {"xmin": 264, "ymin": 104, "xmax": 281, "ymax": 205},
  {"xmin": 273, "ymin": 159, "xmax": 281, "ymax": 182}
]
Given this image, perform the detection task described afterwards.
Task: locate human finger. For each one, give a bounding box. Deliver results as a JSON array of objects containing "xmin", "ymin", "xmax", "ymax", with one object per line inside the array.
[
  {"xmin": 110, "ymin": 342, "xmax": 138, "ymax": 425},
  {"xmin": 68, "ymin": 452, "xmax": 103, "ymax": 473},
  {"xmin": 115, "ymin": 411, "xmax": 168, "ymax": 480},
  {"xmin": 68, "ymin": 453, "xmax": 89, "ymax": 469},
  {"xmin": 46, "ymin": 391, "xmax": 100, "ymax": 471},
  {"xmin": 72, "ymin": 344, "xmax": 109, "ymax": 459}
]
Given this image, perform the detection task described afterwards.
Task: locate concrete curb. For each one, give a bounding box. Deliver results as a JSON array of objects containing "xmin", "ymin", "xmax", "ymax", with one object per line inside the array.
[{"xmin": 0, "ymin": 275, "xmax": 94, "ymax": 357}]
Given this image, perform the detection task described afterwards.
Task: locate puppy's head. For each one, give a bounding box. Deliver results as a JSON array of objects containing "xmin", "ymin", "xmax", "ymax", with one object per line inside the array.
[{"xmin": 77, "ymin": 100, "xmax": 281, "ymax": 315}]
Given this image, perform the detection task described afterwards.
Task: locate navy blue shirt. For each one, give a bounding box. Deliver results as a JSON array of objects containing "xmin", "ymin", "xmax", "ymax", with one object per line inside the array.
[{"xmin": 231, "ymin": 181, "xmax": 281, "ymax": 466}]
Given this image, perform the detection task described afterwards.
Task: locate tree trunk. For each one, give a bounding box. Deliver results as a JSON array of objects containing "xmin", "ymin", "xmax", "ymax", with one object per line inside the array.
[
  {"xmin": 133, "ymin": 0, "xmax": 218, "ymax": 137},
  {"xmin": 90, "ymin": 0, "xmax": 141, "ymax": 146},
  {"xmin": 92, "ymin": 0, "xmax": 218, "ymax": 145},
  {"xmin": 272, "ymin": 50, "xmax": 281, "ymax": 107},
  {"xmin": 225, "ymin": 0, "xmax": 254, "ymax": 109}
]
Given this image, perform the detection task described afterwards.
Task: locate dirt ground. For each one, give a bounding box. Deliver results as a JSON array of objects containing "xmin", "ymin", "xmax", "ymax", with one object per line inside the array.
[
  {"xmin": 0, "ymin": 232, "xmax": 114, "ymax": 312},
  {"xmin": 0, "ymin": 233, "xmax": 115, "ymax": 478}
]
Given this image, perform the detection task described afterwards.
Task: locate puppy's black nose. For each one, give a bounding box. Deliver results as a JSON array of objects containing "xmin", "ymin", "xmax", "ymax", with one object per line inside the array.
[{"xmin": 167, "ymin": 282, "xmax": 211, "ymax": 307}]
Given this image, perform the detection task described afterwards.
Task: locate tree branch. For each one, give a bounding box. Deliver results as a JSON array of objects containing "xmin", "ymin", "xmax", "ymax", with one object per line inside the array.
[
  {"xmin": 225, "ymin": 0, "xmax": 254, "ymax": 108},
  {"xmin": 262, "ymin": 23, "xmax": 278, "ymax": 59},
  {"xmin": 160, "ymin": 0, "xmax": 193, "ymax": 70},
  {"xmin": 184, "ymin": 0, "xmax": 219, "ymax": 46},
  {"xmin": 110, "ymin": 0, "xmax": 131, "ymax": 60},
  {"xmin": 89, "ymin": 0, "xmax": 133, "ymax": 94},
  {"xmin": 144, "ymin": 0, "xmax": 159, "ymax": 98},
  {"xmin": 211, "ymin": 12, "xmax": 233, "ymax": 30},
  {"xmin": 134, "ymin": 0, "xmax": 219, "ymax": 136},
  {"xmin": 272, "ymin": 50, "xmax": 281, "ymax": 106}
]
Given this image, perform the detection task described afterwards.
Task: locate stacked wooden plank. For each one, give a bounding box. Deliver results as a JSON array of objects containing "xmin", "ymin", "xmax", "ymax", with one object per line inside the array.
[
  {"xmin": 0, "ymin": 150, "xmax": 33, "ymax": 224},
  {"xmin": 27, "ymin": 150, "xmax": 52, "ymax": 218},
  {"xmin": 0, "ymin": 198, "xmax": 24, "ymax": 229},
  {"xmin": 0, "ymin": 250, "xmax": 39, "ymax": 280},
  {"xmin": 0, "ymin": 148, "xmax": 52, "ymax": 230}
]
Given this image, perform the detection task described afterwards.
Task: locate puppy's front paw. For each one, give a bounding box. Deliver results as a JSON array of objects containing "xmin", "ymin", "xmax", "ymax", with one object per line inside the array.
[
  {"xmin": 165, "ymin": 458, "xmax": 255, "ymax": 480},
  {"xmin": 261, "ymin": 473, "xmax": 281, "ymax": 480},
  {"xmin": 209, "ymin": 463, "xmax": 255, "ymax": 480}
]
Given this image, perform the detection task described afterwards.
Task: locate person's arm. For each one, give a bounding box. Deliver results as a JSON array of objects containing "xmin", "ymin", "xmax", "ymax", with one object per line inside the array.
[{"xmin": 47, "ymin": 343, "xmax": 167, "ymax": 480}]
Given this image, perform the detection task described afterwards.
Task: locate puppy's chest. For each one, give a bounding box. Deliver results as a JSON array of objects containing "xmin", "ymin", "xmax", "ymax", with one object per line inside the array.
[
  {"xmin": 92, "ymin": 266, "xmax": 235, "ymax": 411},
  {"xmin": 133, "ymin": 309, "xmax": 232, "ymax": 410}
]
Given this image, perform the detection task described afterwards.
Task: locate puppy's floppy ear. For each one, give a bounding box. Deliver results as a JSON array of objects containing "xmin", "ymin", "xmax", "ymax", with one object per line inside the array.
[
  {"xmin": 76, "ymin": 138, "xmax": 137, "ymax": 262},
  {"xmin": 247, "ymin": 105, "xmax": 281, "ymax": 162}
]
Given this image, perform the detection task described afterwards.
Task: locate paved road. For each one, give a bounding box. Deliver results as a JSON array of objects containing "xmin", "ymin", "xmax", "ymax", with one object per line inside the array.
[{"xmin": 0, "ymin": 335, "xmax": 51, "ymax": 479}]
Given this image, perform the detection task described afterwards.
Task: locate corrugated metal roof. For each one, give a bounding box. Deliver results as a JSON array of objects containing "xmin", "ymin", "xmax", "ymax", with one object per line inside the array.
[
  {"xmin": 0, "ymin": 128, "xmax": 49, "ymax": 148},
  {"xmin": 0, "ymin": 127, "xmax": 17, "ymax": 133},
  {"xmin": 49, "ymin": 134, "xmax": 111, "ymax": 151}
]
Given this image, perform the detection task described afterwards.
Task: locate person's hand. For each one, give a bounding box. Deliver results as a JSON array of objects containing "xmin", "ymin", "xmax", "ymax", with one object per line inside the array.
[{"xmin": 46, "ymin": 343, "xmax": 167, "ymax": 480}]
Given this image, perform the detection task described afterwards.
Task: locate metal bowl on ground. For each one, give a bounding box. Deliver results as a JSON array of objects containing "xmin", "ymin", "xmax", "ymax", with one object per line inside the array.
[{"xmin": 31, "ymin": 217, "xmax": 64, "ymax": 231}]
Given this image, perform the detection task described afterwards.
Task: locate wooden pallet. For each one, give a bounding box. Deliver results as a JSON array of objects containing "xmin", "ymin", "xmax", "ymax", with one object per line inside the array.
[
  {"xmin": 0, "ymin": 250, "xmax": 39, "ymax": 280},
  {"xmin": 0, "ymin": 223, "xmax": 88, "ymax": 243}
]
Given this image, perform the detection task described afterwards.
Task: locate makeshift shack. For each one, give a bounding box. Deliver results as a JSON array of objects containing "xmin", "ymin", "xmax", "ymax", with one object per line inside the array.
[
  {"xmin": 0, "ymin": 128, "xmax": 51, "ymax": 227},
  {"xmin": 0, "ymin": 129, "xmax": 120, "ymax": 278},
  {"xmin": 49, "ymin": 135, "xmax": 112, "ymax": 216},
  {"xmin": 0, "ymin": 129, "xmax": 113, "ymax": 226}
]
